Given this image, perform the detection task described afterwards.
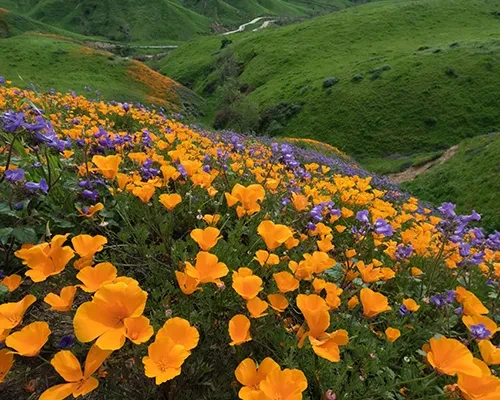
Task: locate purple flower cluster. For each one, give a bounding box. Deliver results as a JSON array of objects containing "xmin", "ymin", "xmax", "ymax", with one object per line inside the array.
[
  {"xmin": 429, "ymin": 289, "xmax": 456, "ymax": 308},
  {"xmin": 353, "ymin": 210, "xmax": 393, "ymax": 237},
  {"xmin": 140, "ymin": 159, "xmax": 160, "ymax": 181}
]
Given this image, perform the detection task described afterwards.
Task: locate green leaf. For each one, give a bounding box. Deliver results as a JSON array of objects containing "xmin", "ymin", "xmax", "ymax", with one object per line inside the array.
[
  {"xmin": 0, "ymin": 227, "xmax": 13, "ymax": 244},
  {"xmin": 0, "ymin": 203, "xmax": 18, "ymax": 217},
  {"xmin": 13, "ymin": 227, "xmax": 38, "ymax": 244}
]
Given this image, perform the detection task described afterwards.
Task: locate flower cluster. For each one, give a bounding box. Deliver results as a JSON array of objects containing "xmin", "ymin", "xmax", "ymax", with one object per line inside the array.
[{"xmin": 0, "ymin": 81, "xmax": 499, "ymax": 399}]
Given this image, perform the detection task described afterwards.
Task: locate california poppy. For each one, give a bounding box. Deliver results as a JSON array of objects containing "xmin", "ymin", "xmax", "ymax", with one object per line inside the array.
[
  {"xmin": 246, "ymin": 297, "xmax": 268, "ymax": 319},
  {"xmin": 260, "ymin": 368, "xmax": 308, "ymax": 399},
  {"xmin": 254, "ymin": 250, "xmax": 280, "ymax": 267},
  {"xmin": 257, "ymin": 221, "xmax": 293, "ymax": 251},
  {"xmin": 0, "ymin": 294, "xmax": 36, "ymax": 330},
  {"xmin": 15, "ymin": 234, "xmax": 74, "ymax": 282},
  {"xmin": 71, "ymin": 234, "xmax": 107, "ymax": 269},
  {"xmin": 273, "ymin": 272, "xmax": 299, "ymax": 293},
  {"xmin": 268, "ymin": 294, "xmax": 289, "ymax": 313},
  {"xmin": 185, "ymin": 251, "xmax": 228, "ymax": 285},
  {"xmin": 229, "ymin": 314, "xmax": 252, "ymax": 346},
  {"xmin": 225, "ymin": 184, "xmax": 265, "ymax": 216},
  {"xmin": 235, "ymin": 357, "xmax": 280, "ymax": 399},
  {"xmin": 455, "ymin": 286, "xmax": 489, "ymax": 316},
  {"xmin": 360, "ymin": 288, "xmax": 392, "ymax": 318},
  {"xmin": 159, "ymin": 193, "xmax": 182, "ymax": 211},
  {"xmin": 309, "ymin": 330, "xmax": 348, "ymax": 362},
  {"xmin": 123, "ymin": 315, "xmax": 154, "ymax": 345},
  {"xmin": 457, "ymin": 358, "xmax": 500, "ymax": 400},
  {"xmin": 0, "ymin": 349, "xmax": 13, "ymax": 383},
  {"xmin": 142, "ymin": 337, "xmax": 190, "ymax": 385},
  {"xmin": 385, "ymin": 327, "xmax": 401, "ymax": 343},
  {"xmin": 175, "ymin": 271, "xmax": 201, "ymax": 295},
  {"xmin": 232, "ymin": 270, "xmax": 263, "ymax": 300},
  {"xmin": 426, "ymin": 336, "xmax": 482, "ymax": 377},
  {"xmin": 44, "ymin": 286, "xmax": 77, "ymax": 312},
  {"xmin": 6, "ymin": 321, "xmax": 51, "ymax": 356},
  {"xmin": 156, "ymin": 317, "xmax": 199, "ymax": 351},
  {"xmin": 462, "ymin": 315, "xmax": 498, "ymax": 339},
  {"xmin": 76, "ymin": 262, "xmax": 118, "ymax": 292},
  {"xmin": 347, "ymin": 296, "xmax": 359, "ymax": 310},
  {"xmin": 402, "ymin": 298, "xmax": 420, "ymax": 312},
  {"xmin": 73, "ymin": 281, "xmax": 148, "ymax": 350},
  {"xmin": 296, "ymin": 294, "xmax": 330, "ymax": 338},
  {"xmin": 39, "ymin": 344, "xmax": 112, "ymax": 400},
  {"xmin": 0, "ymin": 274, "xmax": 22, "ymax": 292},
  {"xmin": 478, "ymin": 340, "xmax": 500, "ymax": 365},
  {"xmin": 190, "ymin": 227, "xmax": 222, "ymax": 251},
  {"xmin": 132, "ymin": 183, "xmax": 156, "ymax": 203},
  {"xmin": 92, "ymin": 154, "xmax": 122, "ymax": 180},
  {"xmin": 76, "ymin": 202, "xmax": 104, "ymax": 218}
]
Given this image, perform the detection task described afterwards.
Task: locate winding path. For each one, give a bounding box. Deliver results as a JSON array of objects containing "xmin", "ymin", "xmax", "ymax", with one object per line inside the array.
[{"xmin": 223, "ymin": 16, "xmax": 275, "ymax": 35}]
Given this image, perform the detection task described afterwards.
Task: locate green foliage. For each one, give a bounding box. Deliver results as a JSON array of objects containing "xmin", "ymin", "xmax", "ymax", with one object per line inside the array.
[
  {"xmin": 161, "ymin": 0, "xmax": 500, "ymax": 159},
  {"xmin": 403, "ymin": 134, "xmax": 500, "ymax": 231}
]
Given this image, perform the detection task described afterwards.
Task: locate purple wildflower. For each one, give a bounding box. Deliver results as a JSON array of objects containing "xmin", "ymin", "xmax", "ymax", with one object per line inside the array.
[
  {"xmin": 374, "ymin": 218, "xmax": 394, "ymax": 237},
  {"xmin": 58, "ymin": 335, "xmax": 74, "ymax": 349},
  {"xmin": 470, "ymin": 324, "xmax": 491, "ymax": 340},
  {"xmin": 5, "ymin": 168, "xmax": 24, "ymax": 183},
  {"xmin": 25, "ymin": 178, "xmax": 48, "ymax": 194}
]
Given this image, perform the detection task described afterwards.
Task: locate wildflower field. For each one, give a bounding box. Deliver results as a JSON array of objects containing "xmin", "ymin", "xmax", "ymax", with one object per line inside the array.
[{"xmin": 0, "ymin": 79, "xmax": 499, "ymax": 400}]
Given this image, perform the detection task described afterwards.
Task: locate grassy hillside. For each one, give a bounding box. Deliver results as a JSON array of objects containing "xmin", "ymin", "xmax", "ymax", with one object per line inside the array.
[
  {"xmin": 0, "ymin": 0, "xmax": 362, "ymax": 42},
  {"xmin": 160, "ymin": 0, "xmax": 500, "ymax": 162},
  {"xmin": 403, "ymin": 134, "xmax": 500, "ymax": 231},
  {"xmin": 0, "ymin": 33, "xmax": 203, "ymax": 111}
]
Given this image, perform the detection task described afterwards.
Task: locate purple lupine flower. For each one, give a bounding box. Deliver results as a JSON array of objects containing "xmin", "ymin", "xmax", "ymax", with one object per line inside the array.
[
  {"xmin": 25, "ymin": 178, "xmax": 48, "ymax": 194},
  {"xmin": 307, "ymin": 222, "xmax": 316, "ymax": 231},
  {"xmin": 445, "ymin": 290, "xmax": 456, "ymax": 303},
  {"xmin": 82, "ymin": 189, "xmax": 98, "ymax": 201},
  {"xmin": 470, "ymin": 324, "xmax": 491, "ymax": 340},
  {"xmin": 459, "ymin": 243, "xmax": 470, "ymax": 257},
  {"xmin": 202, "ymin": 165, "xmax": 211, "ymax": 173},
  {"xmin": 438, "ymin": 202, "xmax": 457, "ymax": 218},
  {"xmin": 429, "ymin": 294, "xmax": 447, "ymax": 307},
  {"xmin": 0, "ymin": 76, "xmax": 5, "ymax": 85},
  {"xmin": 281, "ymin": 198, "xmax": 290, "ymax": 206},
  {"xmin": 1, "ymin": 111, "xmax": 25, "ymax": 133},
  {"xmin": 356, "ymin": 210, "xmax": 370, "ymax": 224},
  {"xmin": 374, "ymin": 218, "xmax": 393, "ymax": 237},
  {"xmin": 399, "ymin": 304, "xmax": 409, "ymax": 316},
  {"xmin": 58, "ymin": 335, "xmax": 74, "ymax": 349},
  {"xmin": 5, "ymin": 168, "xmax": 24, "ymax": 182},
  {"xmin": 454, "ymin": 306, "xmax": 463, "ymax": 316},
  {"xmin": 0, "ymin": 270, "xmax": 6, "ymax": 279}
]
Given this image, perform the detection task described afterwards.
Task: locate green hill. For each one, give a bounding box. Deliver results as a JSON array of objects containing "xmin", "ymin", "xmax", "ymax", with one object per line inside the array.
[
  {"xmin": 0, "ymin": 33, "xmax": 203, "ymax": 112},
  {"xmin": 0, "ymin": 0, "xmax": 364, "ymax": 42},
  {"xmin": 160, "ymin": 0, "xmax": 500, "ymax": 164},
  {"xmin": 403, "ymin": 134, "xmax": 500, "ymax": 231}
]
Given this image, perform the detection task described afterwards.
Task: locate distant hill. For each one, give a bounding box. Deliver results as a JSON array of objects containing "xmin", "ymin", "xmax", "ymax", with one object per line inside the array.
[
  {"xmin": 160, "ymin": 0, "xmax": 500, "ymax": 163},
  {"xmin": 403, "ymin": 133, "xmax": 500, "ymax": 231},
  {"xmin": 0, "ymin": 32, "xmax": 203, "ymax": 112},
  {"xmin": 0, "ymin": 0, "xmax": 367, "ymax": 42}
]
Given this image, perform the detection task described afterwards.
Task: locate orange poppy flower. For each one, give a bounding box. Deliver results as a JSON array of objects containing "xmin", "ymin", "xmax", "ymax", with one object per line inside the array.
[
  {"xmin": 403, "ymin": 298, "xmax": 420, "ymax": 312},
  {"xmin": 124, "ymin": 315, "xmax": 154, "ymax": 345},
  {"xmin": 190, "ymin": 227, "xmax": 222, "ymax": 251},
  {"xmin": 73, "ymin": 281, "xmax": 148, "ymax": 350},
  {"xmin": 0, "ymin": 294, "xmax": 36, "ymax": 330},
  {"xmin": 260, "ymin": 368, "xmax": 308, "ymax": 400},
  {"xmin": 317, "ymin": 235, "xmax": 334, "ymax": 252},
  {"xmin": 325, "ymin": 283, "xmax": 343, "ymax": 311},
  {"xmin": 478, "ymin": 340, "xmax": 500, "ymax": 365},
  {"xmin": 0, "ymin": 274, "xmax": 22, "ymax": 292},
  {"xmin": 0, "ymin": 348, "xmax": 13, "ymax": 383},
  {"xmin": 39, "ymin": 345, "xmax": 112, "ymax": 400},
  {"xmin": 291, "ymin": 193, "xmax": 309, "ymax": 212},
  {"xmin": 202, "ymin": 214, "xmax": 221, "ymax": 226},
  {"xmin": 132, "ymin": 183, "xmax": 156, "ymax": 203},
  {"xmin": 455, "ymin": 286, "xmax": 488, "ymax": 316},
  {"xmin": 309, "ymin": 330, "xmax": 349, "ymax": 362},
  {"xmin": 160, "ymin": 165, "xmax": 180, "ymax": 183},
  {"xmin": 159, "ymin": 193, "xmax": 182, "ymax": 211},
  {"xmin": 232, "ymin": 270, "xmax": 263, "ymax": 301},
  {"xmin": 71, "ymin": 234, "xmax": 107, "ymax": 269},
  {"xmin": 273, "ymin": 272, "xmax": 299, "ymax": 293},
  {"xmin": 385, "ymin": 327, "xmax": 401, "ymax": 343},
  {"xmin": 268, "ymin": 294, "xmax": 289, "ymax": 313},
  {"xmin": 44, "ymin": 286, "xmax": 77, "ymax": 312},
  {"xmin": 225, "ymin": 184, "xmax": 265, "ymax": 216},
  {"xmin": 426, "ymin": 336, "xmax": 482, "ymax": 377},
  {"xmin": 360, "ymin": 288, "xmax": 392, "ymax": 318},
  {"xmin": 296, "ymin": 294, "xmax": 330, "ymax": 338},
  {"xmin": 76, "ymin": 202, "xmax": 104, "ymax": 218},
  {"xmin": 175, "ymin": 271, "xmax": 201, "ymax": 295},
  {"xmin": 184, "ymin": 251, "xmax": 228, "ymax": 284},
  {"xmin": 312, "ymin": 278, "xmax": 327, "ymax": 294},
  {"xmin": 357, "ymin": 261, "xmax": 383, "ymax": 283},
  {"xmin": 6, "ymin": 321, "xmax": 51, "ymax": 356},
  {"xmin": 411, "ymin": 267, "xmax": 423, "ymax": 277},
  {"xmin": 235, "ymin": 357, "xmax": 280, "ymax": 400},
  {"xmin": 142, "ymin": 337, "xmax": 190, "ymax": 385},
  {"xmin": 0, "ymin": 329, "xmax": 10, "ymax": 343},
  {"xmin": 15, "ymin": 234, "xmax": 75, "ymax": 282},
  {"xmin": 246, "ymin": 297, "xmax": 268, "ymax": 318},
  {"xmin": 254, "ymin": 250, "xmax": 280, "ymax": 267},
  {"xmin": 347, "ymin": 296, "xmax": 359, "ymax": 310},
  {"xmin": 229, "ymin": 314, "xmax": 252, "ymax": 346},
  {"xmin": 156, "ymin": 317, "xmax": 199, "ymax": 351},
  {"xmin": 284, "ymin": 236, "xmax": 300, "ymax": 250},
  {"xmin": 457, "ymin": 359, "xmax": 500, "ymax": 400},
  {"xmin": 92, "ymin": 154, "xmax": 122, "ymax": 180},
  {"xmin": 76, "ymin": 262, "xmax": 118, "ymax": 292},
  {"xmin": 257, "ymin": 221, "xmax": 293, "ymax": 251}
]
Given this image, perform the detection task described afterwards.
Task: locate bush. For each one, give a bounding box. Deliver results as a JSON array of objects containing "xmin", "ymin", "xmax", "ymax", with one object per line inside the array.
[
  {"xmin": 322, "ymin": 77, "xmax": 340, "ymax": 88},
  {"xmin": 352, "ymin": 74, "xmax": 363, "ymax": 82}
]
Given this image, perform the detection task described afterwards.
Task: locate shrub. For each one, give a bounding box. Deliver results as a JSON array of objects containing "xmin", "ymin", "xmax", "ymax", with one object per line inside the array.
[
  {"xmin": 322, "ymin": 77, "xmax": 340, "ymax": 88},
  {"xmin": 351, "ymin": 74, "xmax": 363, "ymax": 82}
]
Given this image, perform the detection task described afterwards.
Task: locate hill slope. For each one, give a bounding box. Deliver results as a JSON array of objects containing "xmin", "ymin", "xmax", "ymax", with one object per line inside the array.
[
  {"xmin": 403, "ymin": 134, "xmax": 500, "ymax": 231},
  {"xmin": 160, "ymin": 0, "xmax": 500, "ymax": 162},
  {"xmin": 0, "ymin": 33, "xmax": 202, "ymax": 111},
  {"xmin": 0, "ymin": 0, "xmax": 365, "ymax": 42}
]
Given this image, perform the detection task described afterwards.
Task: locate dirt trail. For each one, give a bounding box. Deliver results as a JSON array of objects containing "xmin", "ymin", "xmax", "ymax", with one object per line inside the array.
[
  {"xmin": 223, "ymin": 16, "xmax": 276, "ymax": 35},
  {"xmin": 387, "ymin": 145, "xmax": 459, "ymax": 184}
]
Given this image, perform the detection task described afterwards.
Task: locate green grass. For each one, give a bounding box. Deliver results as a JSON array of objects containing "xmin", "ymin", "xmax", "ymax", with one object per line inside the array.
[
  {"xmin": 360, "ymin": 150, "xmax": 445, "ymax": 175},
  {"xmin": 160, "ymin": 0, "xmax": 500, "ymax": 160},
  {"xmin": 0, "ymin": 33, "xmax": 201, "ymax": 110},
  {"xmin": 0, "ymin": 0, "xmax": 363, "ymax": 42},
  {"xmin": 403, "ymin": 134, "xmax": 500, "ymax": 231}
]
